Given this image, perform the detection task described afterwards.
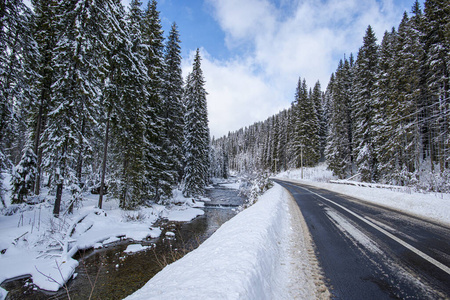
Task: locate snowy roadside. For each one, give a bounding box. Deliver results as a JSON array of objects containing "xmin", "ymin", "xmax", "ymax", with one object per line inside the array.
[
  {"xmin": 0, "ymin": 175, "xmax": 204, "ymax": 297},
  {"xmin": 277, "ymin": 168, "xmax": 450, "ymax": 226},
  {"xmin": 125, "ymin": 184, "xmax": 326, "ymax": 300}
]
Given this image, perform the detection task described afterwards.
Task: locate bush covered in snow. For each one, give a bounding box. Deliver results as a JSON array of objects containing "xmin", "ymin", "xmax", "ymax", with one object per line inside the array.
[{"xmin": 239, "ymin": 173, "xmax": 273, "ymax": 207}]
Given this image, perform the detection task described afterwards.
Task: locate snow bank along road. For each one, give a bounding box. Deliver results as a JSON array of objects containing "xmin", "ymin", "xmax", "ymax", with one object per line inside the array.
[
  {"xmin": 274, "ymin": 179, "xmax": 450, "ymax": 299},
  {"xmin": 125, "ymin": 184, "xmax": 328, "ymax": 300}
]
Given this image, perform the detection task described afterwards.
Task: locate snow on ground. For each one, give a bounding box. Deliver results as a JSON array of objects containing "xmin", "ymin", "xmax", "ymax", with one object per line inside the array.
[
  {"xmin": 125, "ymin": 244, "xmax": 151, "ymax": 254},
  {"xmin": 125, "ymin": 184, "xmax": 324, "ymax": 300},
  {"xmin": 0, "ymin": 173, "xmax": 204, "ymax": 297},
  {"xmin": 277, "ymin": 166, "xmax": 450, "ymax": 226},
  {"xmin": 3, "ymin": 166, "xmax": 448, "ymax": 299}
]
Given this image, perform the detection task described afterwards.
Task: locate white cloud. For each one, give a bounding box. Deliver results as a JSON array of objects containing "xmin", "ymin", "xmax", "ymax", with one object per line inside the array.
[
  {"xmin": 198, "ymin": 0, "xmax": 409, "ymax": 137},
  {"xmin": 183, "ymin": 50, "xmax": 287, "ymax": 138}
]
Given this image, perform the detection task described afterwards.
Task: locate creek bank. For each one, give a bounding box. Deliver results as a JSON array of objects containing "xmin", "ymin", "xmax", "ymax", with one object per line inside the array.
[{"xmin": 1, "ymin": 183, "xmax": 245, "ymax": 299}]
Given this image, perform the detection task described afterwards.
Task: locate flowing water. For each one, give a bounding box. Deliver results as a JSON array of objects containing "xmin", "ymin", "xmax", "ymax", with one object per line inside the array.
[{"xmin": 2, "ymin": 183, "xmax": 246, "ymax": 300}]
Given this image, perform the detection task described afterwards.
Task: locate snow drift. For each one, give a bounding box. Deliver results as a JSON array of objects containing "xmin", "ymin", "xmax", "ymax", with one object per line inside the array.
[{"xmin": 125, "ymin": 184, "xmax": 314, "ymax": 299}]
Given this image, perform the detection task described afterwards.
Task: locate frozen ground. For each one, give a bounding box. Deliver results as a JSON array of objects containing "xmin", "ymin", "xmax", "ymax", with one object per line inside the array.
[
  {"xmin": 125, "ymin": 184, "xmax": 325, "ymax": 300},
  {"xmin": 2, "ymin": 165, "xmax": 449, "ymax": 299},
  {"xmin": 0, "ymin": 174, "xmax": 204, "ymax": 298},
  {"xmin": 126, "ymin": 165, "xmax": 449, "ymax": 299}
]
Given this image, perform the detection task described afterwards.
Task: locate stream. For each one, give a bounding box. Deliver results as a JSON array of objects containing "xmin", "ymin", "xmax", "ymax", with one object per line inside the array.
[{"xmin": 2, "ymin": 183, "xmax": 246, "ymax": 300}]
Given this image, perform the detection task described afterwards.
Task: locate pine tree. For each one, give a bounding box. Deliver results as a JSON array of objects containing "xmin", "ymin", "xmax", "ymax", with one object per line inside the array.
[
  {"xmin": 141, "ymin": 0, "xmax": 174, "ymax": 202},
  {"xmin": 311, "ymin": 81, "xmax": 324, "ymax": 161},
  {"xmin": 11, "ymin": 146, "xmax": 37, "ymax": 204},
  {"xmin": 30, "ymin": 0, "xmax": 58, "ymax": 196},
  {"xmin": 1, "ymin": 0, "xmax": 34, "ymax": 206},
  {"xmin": 352, "ymin": 26, "xmax": 379, "ymax": 182},
  {"xmin": 163, "ymin": 23, "xmax": 185, "ymax": 183},
  {"xmin": 373, "ymin": 28, "xmax": 399, "ymax": 182},
  {"xmin": 291, "ymin": 78, "xmax": 320, "ymax": 167},
  {"xmin": 183, "ymin": 50, "xmax": 210, "ymax": 197},
  {"xmin": 377, "ymin": 12, "xmax": 423, "ymax": 184},
  {"xmin": 42, "ymin": 0, "xmax": 101, "ymax": 216},
  {"xmin": 270, "ymin": 115, "xmax": 281, "ymax": 173},
  {"xmin": 326, "ymin": 58, "xmax": 354, "ymax": 178},
  {"xmin": 423, "ymin": 0, "xmax": 450, "ymax": 171},
  {"xmin": 98, "ymin": 0, "xmax": 149, "ymax": 209}
]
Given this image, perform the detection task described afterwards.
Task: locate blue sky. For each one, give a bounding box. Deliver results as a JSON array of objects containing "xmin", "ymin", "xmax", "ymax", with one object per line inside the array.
[{"xmin": 131, "ymin": 0, "xmax": 424, "ymax": 137}]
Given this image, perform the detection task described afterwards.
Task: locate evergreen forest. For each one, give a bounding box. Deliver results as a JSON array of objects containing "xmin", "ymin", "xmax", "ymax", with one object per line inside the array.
[
  {"xmin": 1, "ymin": 0, "xmax": 210, "ymax": 214},
  {"xmin": 1, "ymin": 0, "xmax": 450, "ymax": 219},
  {"xmin": 212, "ymin": 0, "xmax": 450, "ymax": 192}
]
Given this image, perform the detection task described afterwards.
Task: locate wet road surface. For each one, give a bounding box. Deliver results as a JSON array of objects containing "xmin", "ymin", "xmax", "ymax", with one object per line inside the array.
[{"xmin": 274, "ymin": 179, "xmax": 450, "ymax": 300}]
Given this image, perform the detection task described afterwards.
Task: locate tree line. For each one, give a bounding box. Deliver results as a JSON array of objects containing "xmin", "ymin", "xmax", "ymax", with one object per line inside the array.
[
  {"xmin": 213, "ymin": 0, "xmax": 450, "ymax": 192},
  {"xmin": 0, "ymin": 0, "xmax": 210, "ymax": 214}
]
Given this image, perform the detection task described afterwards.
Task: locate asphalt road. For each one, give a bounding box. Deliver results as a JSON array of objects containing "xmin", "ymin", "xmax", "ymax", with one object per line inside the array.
[{"xmin": 273, "ymin": 179, "xmax": 450, "ymax": 300}]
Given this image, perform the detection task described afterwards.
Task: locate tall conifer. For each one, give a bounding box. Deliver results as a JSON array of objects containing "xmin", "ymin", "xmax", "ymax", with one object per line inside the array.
[
  {"xmin": 352, "ymin": 26, "xmax": 379, "ymax": 182},
  {"xmin": 183, "ymin": 50, "xmax": 210, "ymax": 197}
]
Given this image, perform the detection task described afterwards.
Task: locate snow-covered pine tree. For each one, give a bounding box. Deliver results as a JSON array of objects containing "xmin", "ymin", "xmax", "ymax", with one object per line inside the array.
[
  {"xmin": 373, "ymin": 28, "xmax": 399, "ymax": 183},
  {"xmin": 1, "ymin": 0, "xmax": 34, "ymax": 206},
  {"xmin": 98, "ymin": 0, "xmax": 149, "ymax": 209},
  {"xmin": 29, "ymin": 0, "xmax": 58, "ymax": 196},
  {"xmin": 11, "ymin": 146, "xmax": 37, "ymax": 204},
  {"xmin": 291, "ymin": 78, "xmax": 320, "ymax": 167},
  {"xmin": 0, "ymin": 0, "xmax": 34, "ymax": 163},
  {"xmin": 270, "ymin": 115, "xmax": 281, "ymax": 173},
  {"xmin": 311, "ymin": 81, "xmax": 325, "ymax": 161},
  {"xmin": 163, "ymin": 23, "xmax": 185, "ymax": 184},
  {"xmin": 42, "ymin": 0, "xmax": 101, "ymax": 216},
  {"xmin": 409, "ymin": 0, "xmax": 433, "ymax": 170},
  {"xmin": 326, "ymin": 58, "xmax": 354, "ymax": 178},
  {"xmin": 141, "ymin": 0, "xmax": 175, "ymax": 202},
  {"xmin": 182, "ymin": 49, "xmax": 210, "ymax": 197},
  {"xmin": 352, "ymin": 25, "xmax": 379, "ymax": 182},
  {"xmin": 376, "ymin": 11, "xmax": 423, "ymax": 185},
  {"xmin": 423, "ymin": 0, "xmax": 450, "ymax": 172}
]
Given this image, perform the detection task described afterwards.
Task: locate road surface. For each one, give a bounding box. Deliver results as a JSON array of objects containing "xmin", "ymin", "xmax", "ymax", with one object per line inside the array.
[{"xmin": 274, "ymin": 179, "xmax": 450, "ymax": 299}]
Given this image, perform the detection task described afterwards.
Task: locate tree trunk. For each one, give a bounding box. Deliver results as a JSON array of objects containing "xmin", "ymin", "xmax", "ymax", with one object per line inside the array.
[
  {"xmin": 98, "ymin": 111, "xmax": 111, "ymax": 209},
  {"xmin": 76, "ymin": 117, "xmax": 86, "ymax": 185},
  {"xmin": 53, "ymin": 182, "xmax": 63, "ymax": 217},
  {"xmin": 33, "ymin": 102, "xmax": 44, "ymax": 195}
]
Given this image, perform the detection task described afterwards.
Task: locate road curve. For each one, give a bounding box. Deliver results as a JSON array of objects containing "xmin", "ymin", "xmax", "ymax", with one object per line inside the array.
[{"xmin": 274, "ymin": 179, "xmax": 450, "ymax": 300}]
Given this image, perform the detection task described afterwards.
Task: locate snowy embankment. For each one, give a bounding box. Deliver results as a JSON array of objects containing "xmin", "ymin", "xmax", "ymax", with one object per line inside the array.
[
  {"xmin": 0, "ymin": 176, "xmax": 204, "ymax": 297},
  {"xmin": 126, "ymin": 184, "xmax": 326, "ymax": 300},
  {"xmin": 277, "ymin": 167, "xmax": 450, "ymax": 226}
]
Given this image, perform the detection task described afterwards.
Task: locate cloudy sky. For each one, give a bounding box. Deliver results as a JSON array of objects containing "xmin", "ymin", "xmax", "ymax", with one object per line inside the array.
[{"xmin": 134, "ymin": 0, "xmax": 422, "ymax": 137}]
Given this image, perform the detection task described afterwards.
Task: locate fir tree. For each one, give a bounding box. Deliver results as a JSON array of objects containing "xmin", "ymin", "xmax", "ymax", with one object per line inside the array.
[
  {"xmin": 30, "ymin": 0, "xmax": 58, "ymax": 196},
  {"xmin": 11, "ymin": 146, "xmax": 37, "ymax": 204},
  {"xmin": 98, "ymin": 0, "xmax": 149, "ymax": 209},
  {"xmin": 163, "ymin": 23, "xmax": 185, "ymax": 183},
  {"xmin": 352, "ymin": 26, "xmax": 379, "ymax": 182},
  {"xmin": 291, "ymin": 78, "xmax": 320, "ymax": 167},
  {"xmin": 373, "ymin": 29, "xmax": 399, "ymax": 182},
  {"xmin": 423, "ymin": 0, "xmax": 450, "ymax": 171},
  {"xmin": 42, "ymin": 0, "xmax": 101, "ymax": 216},
  {"xmin": 326, "ymin": 58, "xmax": 354, "ymax": 178},
  {"xmin": 141, "ymin": 0, "xmax": 174, "ymax": 202},
  {"xmin": 1, "ymin": 0, "xmax": 34, "ymax": 206},
  {"xmin": 311, "ymin": 81, "xmax": 325, "ymax": 161},
  {"xmin": 183, "ymin": 50, "xmax": 210, "ymax": 197}
]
